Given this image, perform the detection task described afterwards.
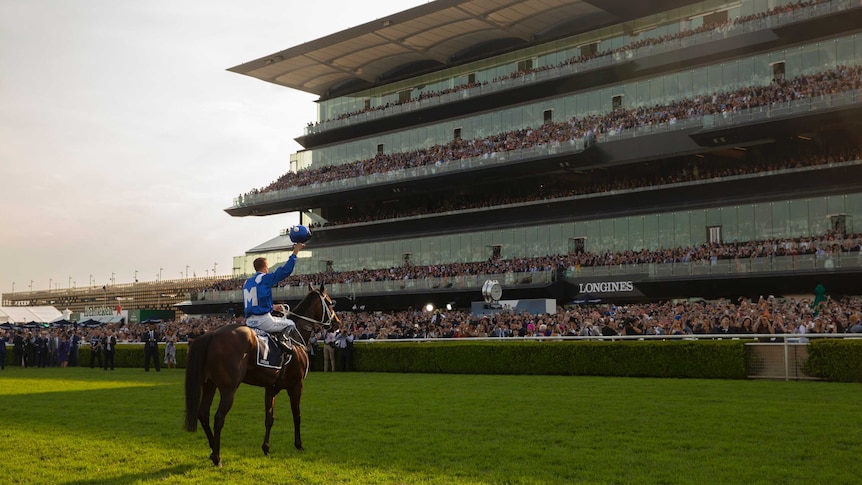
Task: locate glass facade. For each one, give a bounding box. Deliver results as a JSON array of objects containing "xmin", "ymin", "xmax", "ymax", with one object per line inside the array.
[
  {"xmin": 233, "ymin": 190, "xmax": 862, "ymax": 276},
  {"xmin": 306, "ymin": 32, "xmax": 862, "ymax": 169}
]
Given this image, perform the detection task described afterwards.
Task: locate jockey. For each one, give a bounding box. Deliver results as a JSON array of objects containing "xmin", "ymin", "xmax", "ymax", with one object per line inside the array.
[{"xmin": 243, "ymin": 243, "xmax": 305, "ymax": 351}]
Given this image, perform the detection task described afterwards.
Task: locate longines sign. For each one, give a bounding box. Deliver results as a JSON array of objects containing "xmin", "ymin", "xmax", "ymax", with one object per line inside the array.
[{"xmin": 577, "ymin": 281, "xmax": 635, "ymax": 294}]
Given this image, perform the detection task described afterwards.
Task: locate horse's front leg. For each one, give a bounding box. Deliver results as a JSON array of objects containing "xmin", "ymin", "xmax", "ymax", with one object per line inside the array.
[
  {"xmin": 288, "ymin": 382, "xmax": 304, "ymax": 450},
  {"xmin": 261, "ymin": 388, "xmax": 279, "ymax": 455}
]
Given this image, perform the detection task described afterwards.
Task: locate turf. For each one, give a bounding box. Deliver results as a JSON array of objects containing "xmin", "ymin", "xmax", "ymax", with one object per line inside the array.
[{"xmin": 0, "ymin": 367, "xmax": 858, "ymax": 484}]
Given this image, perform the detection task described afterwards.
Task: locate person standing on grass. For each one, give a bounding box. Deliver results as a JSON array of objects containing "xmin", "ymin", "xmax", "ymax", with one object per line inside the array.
[
  {"xmin": 335, "ymin": 327, "xmax": 354, "ymax": 372},
  {"xmin": 57, "ymin": 334, "xmax": 70, "ymax": 368},
  {"xmin": 102, "ymin": 329, "xmax": 116, "ymax": 371},
  {"xmin": 13, "ymin": 331, "xmax": 24, "ymax": 367},
  {"xmin": 89, "ymin": 330, "xmax": 103, "ymax": 369},
  {"xmin": 323, "ymin": 326, "xmax": 337, "ymax": 372},
  {"xmin": 163, "ymin": 329, "xmax": 177, "ymax": 369},
  {"xmin": 68, "ymin": 330, "xmax": 80, "ymax": 367},
  {"xmin": 143, "ymin": 323, "xmax": 161, "ymax": 372}
]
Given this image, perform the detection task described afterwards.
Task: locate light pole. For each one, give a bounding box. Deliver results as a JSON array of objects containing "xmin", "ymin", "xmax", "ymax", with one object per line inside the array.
[
  {"xmin": 159, "ymin": 267, "xmax": 163, "ymax": 281},
  {"xmin": 68, "ymin": 276, "xmax": 72, "ymax": 289},
  {"xmin": 89, "ymin": 274, "xmax": 94, "ymax": 288},
  {"xmin": 213, "ymin": 262, "xmax": 218, "ymax": 276},
  {"xmin": 49, "ymin": 278, "xmax": 52, "ymax": 292},
  {"xmin": 111, "ymin": 272, "xmax": 115, "ymax": 285},
  {"xmin": 29, "ymin": 280, "xmax": 33, "ymax": 291},
  {"xmin": 134, "ymin": 269, "xmax": 138, "ymax": 283},
  {"xmin": 185, "ymin": 265, "xmax": 190, "ymax": 279},
  {"xmin": 11, "ymin": 282, "xmax": 14, "ymax": 293}
]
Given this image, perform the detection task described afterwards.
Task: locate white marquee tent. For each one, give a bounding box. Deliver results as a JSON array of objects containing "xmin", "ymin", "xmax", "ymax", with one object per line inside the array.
[{"xmin": 0, "ymin": 306, "xmax": 63, "ymax": 324}]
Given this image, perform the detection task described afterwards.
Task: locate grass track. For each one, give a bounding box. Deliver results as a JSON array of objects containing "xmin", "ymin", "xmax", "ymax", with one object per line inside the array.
[{"xmin": 0, "ymin": 367, "xmax": 859, "ymax": 484}]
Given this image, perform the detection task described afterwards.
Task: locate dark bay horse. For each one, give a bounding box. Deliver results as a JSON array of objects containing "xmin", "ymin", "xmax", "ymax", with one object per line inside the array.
[{"xmin": 183, "ymin": 284, "xmax": 339, "ymax": 466}]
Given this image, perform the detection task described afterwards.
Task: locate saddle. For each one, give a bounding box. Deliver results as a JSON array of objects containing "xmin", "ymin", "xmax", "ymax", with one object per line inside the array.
[{"xmin": 250, "ymin": 328, "xmax": 293, "ymax": 369}]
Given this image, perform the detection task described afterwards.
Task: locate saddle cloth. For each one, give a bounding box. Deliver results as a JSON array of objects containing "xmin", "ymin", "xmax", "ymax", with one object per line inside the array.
[{"xmin": 250, "ymin": 327, "xmax": 293, "ymax": 369}]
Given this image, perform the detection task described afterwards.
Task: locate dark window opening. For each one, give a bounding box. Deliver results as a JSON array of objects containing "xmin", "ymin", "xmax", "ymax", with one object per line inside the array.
[
  {"xmin": 580, "ymin": 43, "xmax": 598, "ymax": 58},
  {"xmin": 569, "ymin": 238, "xmax": 586, "ymax": 254},
  {"xmin": 772, "ymin": 62, "xmax": 786, "ymax": 81},
  {"xmin": 702, "ymin": 10, "xmax": 728, "ymax": 26},
  {"xmin": 830, "ymin": 214, "xmax": 847, "ymax": 235}
]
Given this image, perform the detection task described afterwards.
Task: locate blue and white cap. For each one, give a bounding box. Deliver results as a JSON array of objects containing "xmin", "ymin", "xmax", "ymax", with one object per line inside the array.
[{"xmin": 288, "ymin": 224, "xmax": 312, "ymax": 243}]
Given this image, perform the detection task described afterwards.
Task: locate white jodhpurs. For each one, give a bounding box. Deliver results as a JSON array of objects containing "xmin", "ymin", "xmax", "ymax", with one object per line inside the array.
[{"xmin": 246, "ymin": 313, "xmax": 296, "ymax": 334}]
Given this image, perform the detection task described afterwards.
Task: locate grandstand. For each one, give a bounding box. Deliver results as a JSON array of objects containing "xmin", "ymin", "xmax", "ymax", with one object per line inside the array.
[
  {"xmin": 0, "ymin": 276, "xmax": 230, "ymax": 321},
  {"xmin": 190, "ymin": 0, "xmax": 862, "ymax": 313}
]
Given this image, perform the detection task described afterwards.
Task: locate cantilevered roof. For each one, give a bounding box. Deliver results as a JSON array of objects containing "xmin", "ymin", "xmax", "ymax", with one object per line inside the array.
[{"xmin": 229, "ymin": 0, "xmax": 698, "ymax": 98}]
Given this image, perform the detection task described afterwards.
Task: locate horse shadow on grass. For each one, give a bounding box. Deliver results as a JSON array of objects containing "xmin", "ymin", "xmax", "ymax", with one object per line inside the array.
[{"xmin": 60, "ymin": 464, "xmax": 194, "ymax": 485}]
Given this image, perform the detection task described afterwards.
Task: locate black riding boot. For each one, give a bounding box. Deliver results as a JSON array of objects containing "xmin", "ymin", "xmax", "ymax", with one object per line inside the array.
[{"xmin": 273, "ymin": 332, "xmax": 293, "ymax": 352}]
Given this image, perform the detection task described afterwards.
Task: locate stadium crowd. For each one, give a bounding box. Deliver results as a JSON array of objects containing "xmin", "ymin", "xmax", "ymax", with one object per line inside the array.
[
  {"xmin": 243, "ymin": 63, "xmax": 862, "ymax": 199},
  {"xmin": 331, "ymin": 294, "xmax": 862, "ymax": 341},
  {"xmin": 307, "ymin": 0, "xmax": 834, "ymax": 129},
  {"xmin": 200, "ymin": 230, "xmax": 862, "ymax": 293},
  {"xmin": 313, "ymin": 145, "xmax": 862, "ymax": 227}
]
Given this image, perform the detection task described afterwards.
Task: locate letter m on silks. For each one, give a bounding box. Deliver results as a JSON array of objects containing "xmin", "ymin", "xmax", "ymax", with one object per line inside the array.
[{"xmin": 244, "ymin": 287, "xmax": 258, "ymax": 308}]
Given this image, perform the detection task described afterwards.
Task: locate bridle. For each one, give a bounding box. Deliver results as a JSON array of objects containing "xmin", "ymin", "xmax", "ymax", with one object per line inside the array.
[
  {"xmin": 288, "ymin": 290, "xmax": 339, "ymax": 329},
  {"xmin": 285, "ymin": 289, "xmax": 341, "ymax": 348}
]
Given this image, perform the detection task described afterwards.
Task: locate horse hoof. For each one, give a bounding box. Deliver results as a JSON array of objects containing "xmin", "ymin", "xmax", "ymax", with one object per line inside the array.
[
  {"xmin": 295, "ymin": 443, "xmax": 304, "ymax": 451},
  {"xmin": 210, "ymin": 453, "xmax": 222, "ymax": 467},
  {"xmin": 262, "ymin": 444, "xmax": 270, "ymax": 455}
]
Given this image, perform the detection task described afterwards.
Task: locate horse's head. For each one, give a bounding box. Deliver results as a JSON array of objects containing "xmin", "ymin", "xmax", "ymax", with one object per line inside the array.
[{"xmin": 288, "ymin": 283, "xmax": 341, "ymax": 344}]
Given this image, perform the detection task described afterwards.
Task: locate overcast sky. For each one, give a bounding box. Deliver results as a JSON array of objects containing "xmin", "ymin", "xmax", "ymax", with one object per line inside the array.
[{"xmin": 0, "ymin": 0, "xmax": 427, "ymax": 293}]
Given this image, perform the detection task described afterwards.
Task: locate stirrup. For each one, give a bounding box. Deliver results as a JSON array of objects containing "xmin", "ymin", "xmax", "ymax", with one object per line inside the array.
[{"xmin": 275, "ymin": 332, "xmax": 293, "ymax": 351}]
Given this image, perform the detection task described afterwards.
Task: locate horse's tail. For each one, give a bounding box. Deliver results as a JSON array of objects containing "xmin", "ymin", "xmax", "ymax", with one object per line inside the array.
[{"xmin": 184, "ymin": 333, "xmax": 210, "ymax": 432}]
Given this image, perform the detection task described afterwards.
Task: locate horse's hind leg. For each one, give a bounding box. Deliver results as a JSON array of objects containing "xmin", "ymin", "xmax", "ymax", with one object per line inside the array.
[
  {"xmin": 197, "ymin": 381, "xmax": 218, "ymax": 462},
  {"xmin": 261, "ymin": 387, "xmax": 279, "ymax": 455},
  {"xmin": 211, "ymin": 386, "xmax": 238, "ymax": 467}
]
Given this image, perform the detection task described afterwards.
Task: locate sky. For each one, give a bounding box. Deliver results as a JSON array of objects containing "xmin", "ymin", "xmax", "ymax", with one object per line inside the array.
[{"xmin": 0, "ymin": 0, "xmax": 427, "ymax": 293}]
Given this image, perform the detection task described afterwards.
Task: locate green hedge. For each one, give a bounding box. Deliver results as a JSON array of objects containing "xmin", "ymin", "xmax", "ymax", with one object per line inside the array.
[
  {"xmin": 6, "ymin": 339, "xmax": 862, "ymax": 381},
  {"xmin": 80, "ymin": 344, "xmax": 189, "ymax": 369},
  {"xmin": 804, "ymin": 339, "xmax": 862, "ymax": 382},
  {"xmin": 2, "ymin": 344, "xmax": 188, "ymax": 369},
  {"xmin": 353, "ymin": 340, "xmax": 749, "ymax": 379}
]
